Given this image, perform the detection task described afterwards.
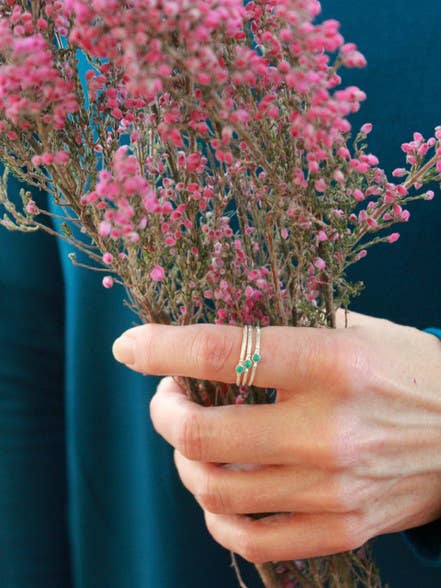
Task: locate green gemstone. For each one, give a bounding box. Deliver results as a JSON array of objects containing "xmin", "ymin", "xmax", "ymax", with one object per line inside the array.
[
  {"xmin": 244, "ymin": 359, "xmax": 253, "ymax": 369},
  {"xmin": 235, "ymin": 364, "xmax": 244, "ymax": 374},
  {"xmin": 252, "ymin": 353, "xmax": 261, "ymax": 362}
]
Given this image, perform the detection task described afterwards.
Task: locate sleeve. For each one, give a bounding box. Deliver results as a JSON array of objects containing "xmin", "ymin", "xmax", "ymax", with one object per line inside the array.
[{"xmin": 402, "ymin": 328, "xmax": 441, "ymax": 565}]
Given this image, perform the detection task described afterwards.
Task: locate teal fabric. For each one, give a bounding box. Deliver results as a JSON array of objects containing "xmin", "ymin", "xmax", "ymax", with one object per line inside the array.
[{"xmin": 0, "ymin": 1, "xmax": 441, "ymax": 587}]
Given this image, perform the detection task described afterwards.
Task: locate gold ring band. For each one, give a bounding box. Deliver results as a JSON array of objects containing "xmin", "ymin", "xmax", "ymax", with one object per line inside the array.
[{"xmin": 235, "ymin": 325, "xmax": 262, "ymax": 388}]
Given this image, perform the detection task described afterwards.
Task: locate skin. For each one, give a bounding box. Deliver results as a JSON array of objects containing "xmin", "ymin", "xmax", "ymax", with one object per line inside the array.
[{"xmin": 112, "ymin": 311, "xmax": 441, "ymax": 564}]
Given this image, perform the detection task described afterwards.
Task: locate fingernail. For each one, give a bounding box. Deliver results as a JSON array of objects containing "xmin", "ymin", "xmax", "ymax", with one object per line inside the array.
[{"xmin": 112, "ymin": 336, "xmax": 135, "ymax": 365}]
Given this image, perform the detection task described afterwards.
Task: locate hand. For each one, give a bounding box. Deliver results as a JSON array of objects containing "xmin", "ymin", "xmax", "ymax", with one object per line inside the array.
[{"xmin": 112, "ymin": 312, "xmax": 441, "ymax": 563}]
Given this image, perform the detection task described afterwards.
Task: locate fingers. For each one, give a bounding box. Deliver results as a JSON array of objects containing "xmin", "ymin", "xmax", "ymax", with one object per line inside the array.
[
  {"xmin": 149, "ymin": 377, "xmax": 306, "ymax": 464},
  {"xmin": 204, "ymin": 510, "xmax": 367, "ymax": 564},
  {"xmin": 149, "ymin": 377, "xmax": 349, "ymax": 466},
  {"xmin": 113, "ymin": 322, "xmax": 338, "ymax": 391},
  {"xmin": 174, "ymin": 452, "xmax": 359, "ymax": 515}
]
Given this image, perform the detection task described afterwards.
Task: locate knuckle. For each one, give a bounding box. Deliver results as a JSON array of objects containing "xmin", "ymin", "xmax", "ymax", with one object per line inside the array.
[
  {"xmin": 327, "ymin": 333, "xmax": 371, "ymax": 395},
  {"xmin": 326, "ymin": 476, "xmax": 358, "ymax": 512},
  {"xmin": 332, "ymin": 515, "xmax": 366, "ymax": 553},
  {"xmin": 140, "ymin": 324, "xmax": 159, "ymax": 372},
  {"xmin": 176, "ymin": 408, "xmax": 204, "ymax": 461},
  {"xmin": 190, "ymin": 327, "xmax": 235, "ymax": 377},
  {"xmin": 197, "ymin": 474, "xmax": 228, "ymax": 514}
]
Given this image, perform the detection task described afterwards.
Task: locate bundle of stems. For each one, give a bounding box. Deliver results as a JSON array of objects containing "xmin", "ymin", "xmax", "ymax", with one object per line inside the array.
[{"xmin": 0, "ymin": 1, "xmax": 439, "ymax": 586}]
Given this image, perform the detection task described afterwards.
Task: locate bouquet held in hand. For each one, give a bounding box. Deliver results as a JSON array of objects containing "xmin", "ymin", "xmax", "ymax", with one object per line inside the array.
[{"xmin": 0, "ymin": 0, "xmax": 440, "ymax": 586}]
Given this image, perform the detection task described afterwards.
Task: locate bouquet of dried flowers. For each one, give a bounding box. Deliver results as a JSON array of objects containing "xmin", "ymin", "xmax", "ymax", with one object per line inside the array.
[{"xmin": 1, "ymin": 1, "xmax": 440, "ymax": 586}]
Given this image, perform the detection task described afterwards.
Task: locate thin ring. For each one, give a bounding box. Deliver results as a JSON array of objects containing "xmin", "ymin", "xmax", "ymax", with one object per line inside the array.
[
  {"xmin": 235, "ymin": 325, "xmax": 262, "ymax": 388},
  {"xmin": 241, "ymin": 325, "xmax": 254, "ymax": 387},
  {"xmin": 248, "ymin": 325, "xmax": 261, "ymax": 387},
  {"xmin": 235, "ymin": 325, "xmax": 249, "ymax": 386}
]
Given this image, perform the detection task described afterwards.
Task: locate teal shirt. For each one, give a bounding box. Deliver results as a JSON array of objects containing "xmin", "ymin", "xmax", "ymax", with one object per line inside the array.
[{"xmin": 1, "ymin": 1, "xmax": 440, "ymax": 587}]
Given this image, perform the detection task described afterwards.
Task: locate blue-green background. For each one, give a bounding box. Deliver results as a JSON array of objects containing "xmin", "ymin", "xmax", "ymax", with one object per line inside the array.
[{"xmin": 1, "ymin": 1, "xmax": 440, "ymax": 586}]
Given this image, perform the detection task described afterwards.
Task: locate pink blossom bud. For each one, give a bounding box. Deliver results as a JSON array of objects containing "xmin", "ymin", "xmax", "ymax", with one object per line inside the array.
[
  {"xmin": 366, "ymin": 154, "xmax": 379, "ymax": 166},
  {"xmin": 392, "ymin": 168, "xmax": 407, "ymax": 178},
  {"xmin": 401, "ymin": 210, "xmax": 411, "ymax": 222},
  {"xmin": 217, "ymin": 309, "xmax": 228, "ymax": 320},
  {"xmin": 102, "ymin": 276, "xmax": 114, "ymax": 289},
  {"xmin": 315, "ymin": 179, "xmax": 327, "ymax": 192},
  {"xmin": 278, "ymin": 60, "xmax": 290, "ymax": 73},
  {"xmin": 26, "ymin": 200, "xmax": 38, "ymax": 215},
  {"xmin": 338, "ymin": 147, "xmax": 350, "ymax": 159},
  {"xmin": 317, "ymin": 230, "xmax": 328, "ymax": 242},
  {"xmin": 355, "ymin": 250, "xmax": 367, "ymax": 261},
  {"xmin": 267, "ymin": 106, "xmax": 280, "ymax": 119},
  {"xmin": 54, "ymin": 151, "xmax": 70, "ymax": 164},
  {"xmin": 99, "ymin": 221, "xmax": 112, "ymax": 237},
  {"xmin": 314, "ymin": 257, "xmax": 326, "ymax": 270},
  {"xmin": 387, "ymin": 233, "xmax": 400, "ymax": 243},
  {"xmin": 396, "ymin": 185, "xmax": 408, "ymax": 196},
  {"xmin": 150, "ymin": 265, "xmax": 165, "ymax": 281},
  {"xmin": 41, "ymin": 153, "xmax": 54, "ymax": 165},
  {"xmin": 360, "ymin": 123, "xmax": 373, "ymax": 135},
  {"xmin": 353, "ymin": 189, "xmax": 364, "ymax": 201},
  {"xmin": 358, "ymin": 210, "xmax": 368, "ymax": 223},
  {"xmin": 333, "ymin": 170, "xmax": 345, "ymax": 183},
  {"xmin": 425, "ymin": 190, "xmax": 435, "ymax": 200},
  {"xmin": 102, "ymin": 253, "xmax": 113, "ymax": 265}
]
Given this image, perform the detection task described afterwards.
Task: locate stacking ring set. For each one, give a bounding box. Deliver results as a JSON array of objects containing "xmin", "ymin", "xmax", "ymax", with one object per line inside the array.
[{"xmin": 235, "ymin": 325, "xmax": 262, "ymax": 387}]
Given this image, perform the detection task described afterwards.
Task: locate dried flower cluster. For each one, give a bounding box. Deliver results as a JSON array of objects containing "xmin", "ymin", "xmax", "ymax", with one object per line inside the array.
[{"xmin": 0, "ymin": 1, "xmax": 439, "ymax": 587}]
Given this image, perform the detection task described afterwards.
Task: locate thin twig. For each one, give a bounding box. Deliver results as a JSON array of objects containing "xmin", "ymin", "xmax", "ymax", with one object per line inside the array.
[{"xmin": 230, "ymin": 552, "xmax": 249, "ymax": 588}]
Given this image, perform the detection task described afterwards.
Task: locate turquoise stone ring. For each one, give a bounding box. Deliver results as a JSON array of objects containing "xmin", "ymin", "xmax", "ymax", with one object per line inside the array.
[{"xmin": 235, "ymin": 325, "xmax": 262, "ymax": 388}]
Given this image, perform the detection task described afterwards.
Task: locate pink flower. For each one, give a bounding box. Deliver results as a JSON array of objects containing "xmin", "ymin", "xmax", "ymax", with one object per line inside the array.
[
  {"xmin": 387, "ymin": 233, "xmax": 400, "ymax": 244},
  {"xmin": 355, "ymin": 250, "xmax": 367, "ymax": 261},
  {"xmin": 353, "ymin": 189, "xmax": 365, "ymax": 201},
  {"xmin": 54, "ymin": 151, "xmax": 70, "ymax": 164},
  {"xmin": 102, "ymin": 276, "xmax": 114, "ymax": 288},
  {"xmin": 98, "ymin": 221, "xmax": 112, "ymax": 237},
  {"xmin": 315, "ymin": 178, "xmax": 327, "ymax": 192},
  {"xmin": 150, "ymin": 265, "xmax": 165, "ymax": 281},
  {"xmin": 314, "ymin": 257, "xmax": 326, "ymax": 270},
  {"xmin": 25, "ymin": 200, "xmax": 38, "ymax": 215}
]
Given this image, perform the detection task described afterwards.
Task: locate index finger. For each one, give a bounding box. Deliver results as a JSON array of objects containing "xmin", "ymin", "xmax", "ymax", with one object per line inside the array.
[{"xmin": 113, "ymin": 322, "xmax": 337, "ymax": 391}]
